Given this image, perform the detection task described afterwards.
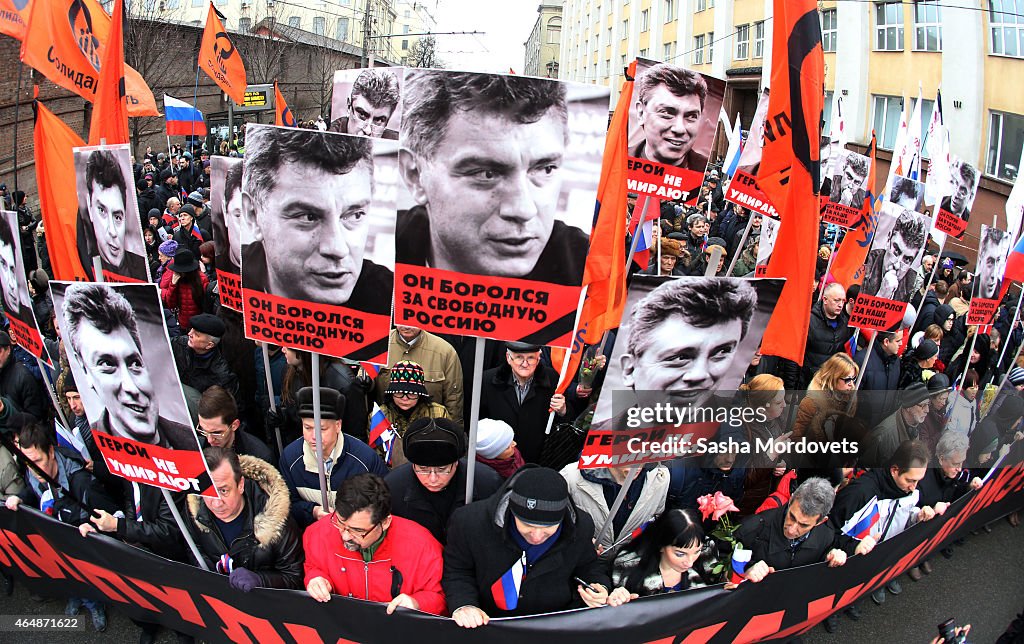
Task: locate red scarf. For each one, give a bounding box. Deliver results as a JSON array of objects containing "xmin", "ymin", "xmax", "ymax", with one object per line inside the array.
[{"xmin": 476, "ymin": 449, "xmax": 525, "ymax": 480}]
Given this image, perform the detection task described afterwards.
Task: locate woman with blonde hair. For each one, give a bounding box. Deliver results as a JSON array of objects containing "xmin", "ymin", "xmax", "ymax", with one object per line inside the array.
[
  {"xmin": 736, "ymin": 374, "xmax": 789, "ymax": 514},
  {"xmin": 792, "ymin": 353, "xmax": 859, "ymax": 466}
]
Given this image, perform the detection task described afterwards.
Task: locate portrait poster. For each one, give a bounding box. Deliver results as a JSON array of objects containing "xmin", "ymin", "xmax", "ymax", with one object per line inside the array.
[
  {"xmin": 934, "ymin": 156, "xmax": 980, "ymax": 238},
  {"xmin": 888, "ymin": 175, "xmax": 927, "ymax": 214},
  {"xmin": 0, "ymin": 210, "xmax": 48, "ymax": 364},
  {"xmin": 821, "ymin": 149, "xmax": 870, "ymax": 228},
  {"xmin": 849, "ymin": 203, "xmax": 931, "ymax": 331},
  {"xmin": 209, "ymin": 156, "xmax": 244, "ymax": 311},
  {"xmin": 241, "ymin": 124, "xmax": 398, "ymax": 362},
  {"xmin": 968, "ymin": 225, "xmax": 1011, "ymax": 325},
  {"xmin": 392, "ymin": 69, "xmax": 608, "ymax": 348},
  {"xmin": 50, "ymin": 281, "xmax": 214, "ymax": 497},
  {"xmin": 755, "ymin": 215, "xmax": 781, "ymax": 277},
  {"xmin": 582, "ymin": 275, "xmax": 784, "ymax": 468},
  {"xmin": 627, "ymin": 58, "xmax": 726, "ymax": 205},
  {"xmin": 329, "ymin": 67, "xmax": 406, "ymax": 139},
  {"xmin": 72, "ymin": 144, "xmax": 151, "ymax": 284}
]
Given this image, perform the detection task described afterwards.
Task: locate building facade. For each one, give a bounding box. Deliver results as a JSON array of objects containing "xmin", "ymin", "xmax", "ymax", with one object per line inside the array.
[{"xmin": 524, "ymin": 3, "xmax": 563, "ymax": 77}]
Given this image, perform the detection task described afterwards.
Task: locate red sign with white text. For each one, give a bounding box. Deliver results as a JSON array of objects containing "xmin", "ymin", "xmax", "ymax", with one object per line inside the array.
[{"xmin": 849, "ymin": 293, "xmax": 907, "ymax": 332}]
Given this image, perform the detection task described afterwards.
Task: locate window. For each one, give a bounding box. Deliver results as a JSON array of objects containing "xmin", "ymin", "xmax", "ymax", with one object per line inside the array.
[
  {"xmin": 663, "ymin": 42, "xmax": 674, "ymax": 60},
  {"xmin": 548, "ymin": 17, "xmax": 561, "ymax": 44},
  {"xmin": 754, "ymin": 21, "xmax": 765, "ymax": 58},
  {"xmin": 402, "ymin": 39, "xmax": 408, "ymax": 50},
  {"xmin": 990, "ymin": 0, "xmax": 1024, "ymax": 58},
  {"xmin": 872, "ymin": 94, "xmax": 904, "ymax": 149},
  {"xmin": 697, "ymin": 0, "xmax": 707, "ymax": 12},
  {"xmin": 693, "ymin": 34, "xmax": 705, "ymax": 64},
  {"xmin": 913, "ymin": 1, "xmax": 942, "ymax": 51},
  {"xmin": 313, "ymin": 16, "xmax": 325, "ymax": 35},
  {"xmin": 238, "ymin": 17, "xmax": 251, "ymax": 33},
  {"xmin": 707, "ymin": 31, "xmax": 714, "ymax": 62},
  {"xmin": 709, "ymin": 0, "xmax": 715, "ymax": 7},
  {"xmin": 622, "ymin": 19, "xmax": 629, "ymax": 37},
  {"xmin": 735, "ymin": 23, "xmax": 749, "ymax": 59},
  {"xmin": 404, "ymin": 9, "xmax": 411, "ymax": 18},
  {"xmin": 162, "ymin": 0, "xmax": 178, "ymax": 7},
  {"xmin": 640, "ymin": 9, "xmax": 650, "ymax": 32},
  {"xmin": 664, "ymin": 0, "xmax": 675, "ymax": 23},
  {"xmin": 821, "ymin": 9, "xmax": 837, "ymax": 52},
  {"xmin": 639, "ymin": 48, "xmax": 649, "ymax": 57},
  {"xmin": 336, "ymin": 17, "xmax": 349, "ymax": 40},
  {"xmin": 822, "ymin": 91, "xmax": 834, "ymax": 136},
  {"xmin": 189, "ymin": 0, "xmax": 200, "ymax": 6},
  {"xmin": 288, "ymin": 16, "xmax": 300, "ymax": 28},
  {"xmin": 875, "ymin": 2, "xmax": 905, "ymax": 51},
  {"xmin": 987, "ymin": 110, "xmax": 1024, "ymax": 178},
  {"xmin": 403, "ymin": 25, "xmax": 410, "ymax": 34}
]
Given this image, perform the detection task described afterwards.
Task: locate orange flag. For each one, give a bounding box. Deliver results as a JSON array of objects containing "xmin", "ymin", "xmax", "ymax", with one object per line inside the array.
[
  {"xmin": 34, "ymin": 102, "xmax": 90, "ymax": 281},
  {"xmin": 829, "ymin": 133, "xmax": 879, "ymax": 289},
  {"xmin": 88, "ymin": 0, "xmax": 127, "ymax": 145},
  {"xmin": 274, "ymin": 81, "xmax": 296, "ymax": 127},
  {"xmin": 755, "ymin": 0, "xmax": 824, "ymax": 365},
  {"xmin": 20, "ymin": 0, "xmax": 158, "ymax": 117},
  {"xmin": 0, "ymin": 0, "xmax": 31, "ymax": 40},
  {"xmin": 553, "ymin": 62, "xmax": 636, "ymax": 395},
  {"xmin": 199, "ymin": 4, "xmax": 247, "ymax": 105}
]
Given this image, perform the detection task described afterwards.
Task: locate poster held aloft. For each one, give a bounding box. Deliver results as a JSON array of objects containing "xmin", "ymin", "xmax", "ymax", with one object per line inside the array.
[
  {"xmin": 821, "ymin": 149, "xmax": 871, "ymax": 228},
  {"xmin": 393, "ymin": 69, "xmax": 607, "ymax": 348},
  {"xmin": 50, "ymin": 281, "xmax": 215, "ymax": 497},
  {"xmin": 0, "ymin": 210, "xmax": 49, "ymax": 364},
  {"xmin": 240, "ymin": 125, "xmax": 398, "ymax": 362},
  {"xmin": 968, "ymin": 224, "xmax": 1011, "ymax": 326},
  {"xmin": 209, "ymin": 156, "xmax": 245, "ymax": 311},
  {"xmin": 934, "ymin": 157, "xmax": 980, "ymax": 239},
  {"xmin": 329, "ymin": 67, "xmax": 405, "ymax": 139}
]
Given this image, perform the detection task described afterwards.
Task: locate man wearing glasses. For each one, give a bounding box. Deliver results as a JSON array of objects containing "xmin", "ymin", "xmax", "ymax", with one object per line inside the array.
[
  {"xmin": 303, "ymin": 473, "xmax": 446, "ymax": 615},
  {"xmin": 328, "ymin": 69, "xmax": 401, "ymax": 140},
  {"xmin": 385, "ymin": 418, "xmax": 502, "ymax": 544},
  {"xmin": 480, "ymin": 342, "xmax": 579, "ymax": 464},
  {"xmin": 197, "ymin": 385, "xmax": 273, "ymax": 463}
]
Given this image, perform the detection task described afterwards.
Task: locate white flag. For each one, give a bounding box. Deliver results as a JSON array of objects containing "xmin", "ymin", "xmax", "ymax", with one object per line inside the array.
[
  {"xmin": 824, "ymin": 93, "xmax": 848, "ymax": 177},
  {"xmin": 738, "ymin": 88, "xmax": 770, "ymax": 171},
  {"xmin": 924, "ymin": 90, "xmax": 952, "ymax": 207},
  {"xmin": 1006, "ymin": 144, "xmax": 1024, "ymax": 242},
  {"xmin": 883, "ymin": 99, "xmax": 910, "ymax": 197}
]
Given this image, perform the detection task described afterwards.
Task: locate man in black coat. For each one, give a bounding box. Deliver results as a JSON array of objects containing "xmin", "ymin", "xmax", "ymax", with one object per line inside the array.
[
  {"xmin": 803, "ymin": 283, "xmax": 853, "ymax": 386},
  {"xmin": 443, "ymin": 466, "xmax": 612, "ymax": 627},
  {"xmin": 169, "ymin": 314, "xmax": 240, "ymax": 400},
  {"xmin": 478, "ymin": 342, "xmax": 580, "ymax": 464},
  {"xmin": 856, "ymin": 331, "xmax": 903, "ymax": 428},
  {"xmin": 0, "ymin": 331, "xmax": 45, "ymax": 420},
  {"xmin": 385, "ymin": 417, "xmax": 502, "ymax": 544}
]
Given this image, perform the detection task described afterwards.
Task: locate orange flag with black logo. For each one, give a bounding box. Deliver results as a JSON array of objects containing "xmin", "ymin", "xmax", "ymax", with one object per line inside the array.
[
  {"xmin": 755, "ymin": 0, "xmax": 824, "ymax": 365},
  {"xmin": 0, "ymin": 0, "xmax": 31, "ymax": 40},
  {"xmin": 200, "ymin": 4, "xmax": 247, "ymax": 105},
  {"xmin": 274, "ymin": 81, "xmax": 296, "ymax": 127},
  {"xmin": 34, "ymin": 102, "xmax": 90, "ymax": 281},
  {"xmin": 88, "ymin": 0, "xmax": 127, "ymax": 145}
]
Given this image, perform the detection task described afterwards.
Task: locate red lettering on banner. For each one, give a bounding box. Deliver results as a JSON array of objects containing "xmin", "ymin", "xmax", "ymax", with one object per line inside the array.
[
  {"xmin": 968, "ymin": 298, "xmax": 999, "ymax": 326},
  {"xmin": 5, "ymin": 315, "xmax": 46, "ymax": 363},
  {"xmin": 202, "ymin": 594, "xmax": 287, "ymax": 644},
  {"xmin": 217, "ymin": 270, "xmax": 242, "ymax": 312},
  {"xmin": 732, "ymin": 610, "xmax": 786, "ymax": 643},
  {"xmin": 577, "ymin": 423, "xmax": 720, "ymax": 469},
  {"xmin": 102, "ymin": 269, "xmax": 146, "ymax": 284},
  {"xmin": 821, "ymin": 200, "xmax": 860, "ymax": 228},
  {"xmin": 0, "ymin": 530, "xmax": 84, "ymax": 581},
  {"xmin": 849, "ymin": 294, "xmax": 907, "ymax": 332},
  {"xmin": 934, "ymin": 209, "xmax": 968, "ymax": 238},
  {"xmin": 92, "ymin": 432, "xmax": 213, "ymax": 497},
  {"xmin": 678, "ymin": 622, "xmax": 727, "ymax": 643},
  {"xmin": 627, "ymin": 157, "xmax": 703, "ymax": 204},
  {"xmin": 724, "ymin": 171, "xmax": 781, "ymax": 218},
  {"xmin": 68, "ymin": 555, "xmax": 158, "ymax": 608},
  {"xmin": 755, "ymin": 265, "xmax": 768, "ymax": 277},
  {"xmin": 128, "ymin": 577, "xmax": 206, "ymax": 626},
  {"xmin": 283, "ymin": 623, "xmax": 330, "ymax": 643},
  {"xmin": 392, "ymin": 264, "xmax": 581, "ymax": 348},
  {"xmin": 770, "ymin": 595, "xmax": 840, "ymax": 641},
  {"xmin": 242, "ymin": 288, "xmax": 389, "ymax": 362}
]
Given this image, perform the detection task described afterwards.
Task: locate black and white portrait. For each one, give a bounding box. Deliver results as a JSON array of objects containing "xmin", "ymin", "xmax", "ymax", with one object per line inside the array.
[
  {"xmin": 828, "ymin": 150, "xmax": 870, "ymax": 208},
  {"xmin": 940, "ymin": 157, "xmax": 980, "ymax": 220},
  {"xmin": 860, "ymin": 203, "xmax": 930, "ymax": 303},
  {"xmin": 210, "ymin": 156, "xmax": 245, "ymax": 276},
  {"xmin": 0, "ymin": 210, "xmax": 34, "ymax": 324},
  {"xmin": 329, "ymin": 67, "xmax": 404, "ymax": 139},
  {"xmin": 888, "ymin": 175, "xmax": 926, "ymax": 213},
  {"xmin": 756, "ymin": 215, "xmax": 780, "ymax": 271},
  {"xmin": 973, "ymin": 225, "xmax": 1011, "ymax": 301}
]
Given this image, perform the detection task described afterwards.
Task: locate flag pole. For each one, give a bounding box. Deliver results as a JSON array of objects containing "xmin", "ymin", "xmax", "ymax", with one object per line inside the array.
[
  {"xmin": 545, "ymin": 285, "xmax": 589, "ymax": 436},
  {"xmin": 726, "ymin": 214, "xmax": 756, "ymax": 276},
  {"xmin": 464, "ymin": 337, "xmax": 485, "ymax": 505},
  {"xmin": 997, "ymin": 287, "xmax": 1024, "ymax": 370},
  {"xmin": 594, "ymin": 464, "xmax": 641, "ymax": 548},
  {"xmin": 310, "ymin": 353, "xmax": 330, "ymax": 512},
  {"xmin": 261, "ymin": 343, "xmax": 283, "ymax": 455}
]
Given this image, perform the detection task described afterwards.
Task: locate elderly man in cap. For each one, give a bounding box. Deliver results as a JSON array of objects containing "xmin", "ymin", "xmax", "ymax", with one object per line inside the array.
[
  {"xmin": 479, "ymin": 342, "xmax": 580, "ymax": 464},
  {"xmin": 917, "ymin": 373, "xmax": 952, "ymax": 454},
  {"xmin": 280, "ymin": 386, "xmax": 388, "ymax": 528},
  {"xmin": 860, "ymin": 382, "xmax": 931, "ymax": 467},
  {"xmin": 443, "ymin": 465, "xmax": 612, "ymax": 627},
  {"xmin": 169, "ymin": 313, "xmax": 239, "ymax": 400},
  {"xmin": 385, "ymin": 418, "xmax": 502, "ymax": 544}
]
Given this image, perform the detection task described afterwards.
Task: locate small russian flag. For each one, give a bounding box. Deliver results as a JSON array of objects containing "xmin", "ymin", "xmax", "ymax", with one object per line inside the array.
[
  {"xmin": 1004, "ymin": 234, "xmax": 1024, "ymax": 284},
  {"xmin": 368, "ymin": 403, "xmax": 396, "ymax": 465},
  {"xmin": 730, "ymin": 548, "xmax": 752, "ymax": 584},
  {"xmin": 164, "ymin": 94, "xmax": 207, "ymax": 136},
  {"xmin": 360, "ymin": 362, "xmax": 381, "ymax": 380},
  {"xmin": 629, "ymin": 518, "xmax": 654, "ymax": 542},
  {"xmin": 40, "ymin": 487, "xmax": 55, "ymax": 516},
  {"xmin": 490, "ymin": 555, "xmax": 525, "ymax": 611},
  {"xmin": 842, "ymin": 500, "xmax": 880, "ymax": 540}
]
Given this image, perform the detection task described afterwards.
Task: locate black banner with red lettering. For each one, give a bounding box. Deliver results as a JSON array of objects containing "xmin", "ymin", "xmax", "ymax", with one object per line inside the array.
[{"xmin": 0, "ymin": 465, "xmax": 1021, "ymax": 643}]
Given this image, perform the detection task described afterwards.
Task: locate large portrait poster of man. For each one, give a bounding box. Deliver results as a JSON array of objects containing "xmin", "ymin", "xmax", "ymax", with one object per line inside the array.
[
  {"xmin": 51, "ymin": 282, "xmax": 214, "ymax": 497},
  {"xmin": 73, "ymin": 144, "xmax": 150, "ymax": 284},
  {"xmin": 935, "ymin": 156, "xmax": 980, "ymax": 238},
  {"xmin": 241, "ymin": 124, "xmax": 398, "ymax": 362},
  {"xmin": 209, "ymin": 156, "xmax": 245, "ymax": 311},
  {"xmin": 849, "ymin": 203, "xmax": 931, "ymax": 331},
  {"xmin": 583, "ymin": 275, "xmax": 783, "ymax": 467},
  {"xmin": 968, "ymin": 225, "xmax": 1011, "ymax": 325},
  {"xmin": 821, "ymin": 149, "xmax": 870, "ymax": 227},
  {"xmin": 0, "ymin": 210, "xmax": 47, "ymax": 363},
  {"xmin": 755, "ymin": 215, "xmax": 780, "ymax": 277},
  {"xmin": 393, "ymin": 70, "xmax": 608, "ymax": 348},
  {"xmin": 329, "ymin": 67, "xmax": 404, "ymax": 139},
  {"xmin": 627, "ymin": 58, "xmax": 726, "ymax": 205}
]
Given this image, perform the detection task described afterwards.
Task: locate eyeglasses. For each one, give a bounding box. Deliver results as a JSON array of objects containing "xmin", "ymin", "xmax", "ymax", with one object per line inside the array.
[
  {"xmin": 508, "ymin": 354, "xmax": 539, "ymax": 365},
  {"xmin": 412, "ymin": 464, "xmax": 455, "ymax": 476},
  {"xmin": 330, "ymin": 512, "xmax": 379, "ymax": 538},
  {"xmin": 839, "ymin": 376, "xmax": 857, "ymax": 384},
  {"xmin": 196, "ymin": 427, "xmax": 228, "ymax": 439},
  {"xmin": 392, "ymin": 392, "xmax": 419, "ymax": 400}
]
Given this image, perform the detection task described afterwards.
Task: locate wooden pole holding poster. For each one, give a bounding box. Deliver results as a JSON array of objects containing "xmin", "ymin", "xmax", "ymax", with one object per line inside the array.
[
  {"xmin": 464, "ymin": 337, "xmax": 485, "ymax": 505},
  {"xmin": 310, "ymin": 353, "xmax": 330, "ymax": 511},
  {"xmin": 954, "ymin": 331, "xmax": 981, "ymax": 395},
  {"xmin": 727, "ymin": 214, "xmax": 756, "ymax": 277},
  {"xmin": 545, "ymin": 285, "xmax": 590, "ymax": 436},
  {"xmin": 261, "ymin": 343, "xmax": 283, "ymax": 455}
]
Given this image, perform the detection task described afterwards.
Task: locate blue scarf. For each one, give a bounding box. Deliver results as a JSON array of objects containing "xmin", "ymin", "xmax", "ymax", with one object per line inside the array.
[{"xmin": 509, "ymin": 521, "xmax": 562, "ymax": 566}]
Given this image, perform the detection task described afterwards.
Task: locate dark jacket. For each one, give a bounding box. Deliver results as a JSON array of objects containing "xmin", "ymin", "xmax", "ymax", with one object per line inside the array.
[
  {"xmin": 0, "ymin": 354, "xmax": 45, "ymax": 420},
  {"xmin": 857, "ymin": 342, "xmax": 901, "ymax": 428},
  {"xmin": 442, "ymin": 465, "xmax": 611, "ymax": 617},
  {"xmin": 385, "ymin": 458, "xmax": 503, "ymax": 544},
  {"xmin": 917, "ymin": 465, "xmax": 972, "ymax": 508},
  {"xmin": 281, "ymin": 360, "xmax": 369, "ymax": 444},
  {"xmin": 830, "ymin": 468, "xmax": 913, "ymax": 531},
  {"xmin": 23, "ymin": 447, "xmax": 118, "ymax": 526},
  {"xmin": 803, "ymin": 301, "xmax": 853, "ymax": 384},
  {"xmin": 185, "ymin": 455, "xmax": 304, "ymax": 589},
  {"xmin": 912, "ymin": 290, "xmax": 941, "ymax": 334},
  {"xmin": 734, "ymin": 505, "xmax": 857, "ymax": 573},
  {"xmin": 666, "ymin": 463, "xmax": 746, "ymax": 511},
  {"xmin": 115, "ymin": 480, "xmax": 186, "ymax": 561},
  {"xmin": 169, "ymin": 335, "xmax": 240, "ymax": 399}
]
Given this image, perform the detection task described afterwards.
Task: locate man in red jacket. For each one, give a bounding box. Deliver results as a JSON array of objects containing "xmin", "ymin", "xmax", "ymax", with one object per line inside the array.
[{"xmin": 303, "ymin": 473, "xmax": 446, "ymax": 615}]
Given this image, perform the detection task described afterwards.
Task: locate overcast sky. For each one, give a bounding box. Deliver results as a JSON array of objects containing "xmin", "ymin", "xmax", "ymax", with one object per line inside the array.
[{"xmin": 433, "ymin": 0, "xmax": 538, "ymax": 73}]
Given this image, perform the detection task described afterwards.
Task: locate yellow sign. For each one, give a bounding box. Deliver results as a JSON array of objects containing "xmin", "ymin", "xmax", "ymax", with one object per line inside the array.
[{"xmin": 233, "ymin": 84, "xmax": 273, "ymax": 112}]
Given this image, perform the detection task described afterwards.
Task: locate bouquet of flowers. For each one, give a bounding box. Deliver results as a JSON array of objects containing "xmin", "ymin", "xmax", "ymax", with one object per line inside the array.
[{"xmin": 697, "ymin": 491, "xmax": 741, "ymax": 580}]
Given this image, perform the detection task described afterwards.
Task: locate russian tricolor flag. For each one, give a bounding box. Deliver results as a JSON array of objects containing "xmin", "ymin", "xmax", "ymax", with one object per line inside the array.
[
  {"xmin": 842, "ymin": 498, "xmax": 880, "ymax": 540},
  {"xmin": 1004, "ymin": 235, "xmax": 1024, "ymax": 285},
  {"xmin": 490, "ymin": 555, "xmax": 525, "ymax": 611},
  {"xmin": 730, "ymin": 548, "xmax": 752, "ymax": 584},
  {"xmin": 368, "ymin": 403, "xmax": 395, "ymax": 464},
  {"xmin": 360, "ymin": 362, "xmax": 381, "ymax": 380},
  {"xmin": 164, "ymin": 94, "xmax": 207, "ymax": 136}
]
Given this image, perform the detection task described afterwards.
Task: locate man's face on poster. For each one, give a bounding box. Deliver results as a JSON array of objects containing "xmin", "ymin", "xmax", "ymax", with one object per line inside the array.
[
  {"xmin": 347, "ymin": 94, "xmax": 394, "ymax": 137},
  {"xmin": 978, "ymin": 236, "xmax": 1010, "ymax": 299},
  {"xmin": 837, "ymin": 159, "xmax": 866, "ymax": 204},
  {"xmin": 88, "ymin": 180, "xmax": 127, "ymax": 269},
  {"xmin": 251, "ymin": 160, "xmax": 372, "ymax": 304},
  {"xmin": 0, "ymin": 237, "xmax": 20, "ymax": 313},
  {"xmin": 407, "ymin": 108, "xmax": 565, "ymax": 277},
  {"xmin": 883, "ymin": 228, "xmax": 919, "ymax": 281},
  {"xmin": 224, "ymin": 188, "xmax": 244, "ymax": 268},
  {"xmin": 77, "ymin": 320, "xmax": 158, "ymax": 443},
  {"xmin": 949, "ymin": 169, "xmax": 972, "ymax": 214},
  {"xmin": 636, "ymin": 84, "xmax": 702, "ymax": 167},
  {"xmin": 621, "ymin": 313, "xmax": 743, "ymax": 408}
]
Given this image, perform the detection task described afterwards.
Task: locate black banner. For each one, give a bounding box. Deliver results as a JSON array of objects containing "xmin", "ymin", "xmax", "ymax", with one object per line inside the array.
[{"xmin": 1, "ymin": 465, "xmax": 1022, "ymax": 643}]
